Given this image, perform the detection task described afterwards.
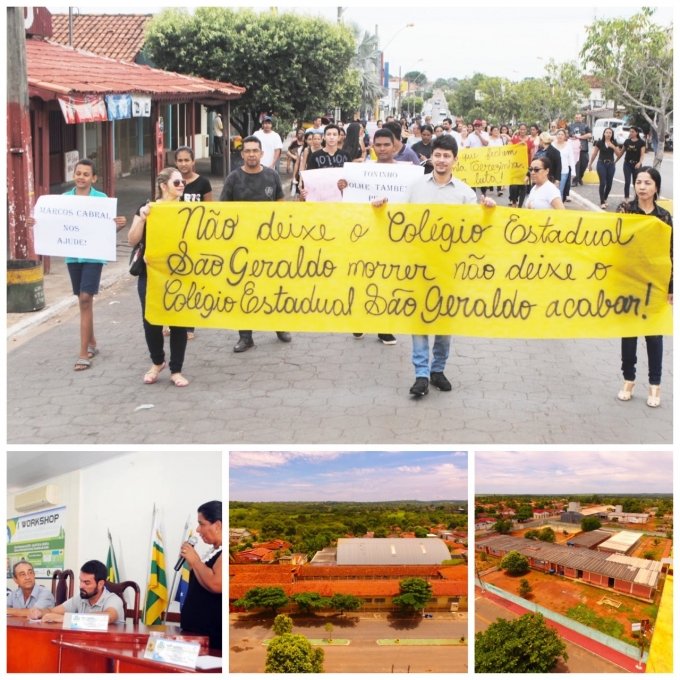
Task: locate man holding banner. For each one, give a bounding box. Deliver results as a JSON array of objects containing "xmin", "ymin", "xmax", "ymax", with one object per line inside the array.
[
  {"xmin": 406, "ymin": 134, "xmax": 496, "ymax": 397},
  {"xmin": 219, "ymin": 136, "xmax": 292, "ymax": 352}
]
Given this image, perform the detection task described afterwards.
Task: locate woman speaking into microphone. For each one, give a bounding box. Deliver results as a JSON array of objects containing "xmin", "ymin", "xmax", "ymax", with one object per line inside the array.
[{"xmin": 179, "ymin": 501, "xmax": 222, "ymax": 649}]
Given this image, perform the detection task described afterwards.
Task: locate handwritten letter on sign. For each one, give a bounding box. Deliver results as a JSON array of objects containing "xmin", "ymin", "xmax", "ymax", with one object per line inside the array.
[
  {"xmin": 144, "ymin": 202, "xmax": 672, "ymax": 339},
  {"xmin": 33, "ymin": 194, "xmax": 118, "ymax": 261}
]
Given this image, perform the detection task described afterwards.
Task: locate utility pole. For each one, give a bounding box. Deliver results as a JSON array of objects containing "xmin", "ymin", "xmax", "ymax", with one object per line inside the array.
[{"xmin": 7, "ymin": 7, "xmax": 37, "ymax": 260}]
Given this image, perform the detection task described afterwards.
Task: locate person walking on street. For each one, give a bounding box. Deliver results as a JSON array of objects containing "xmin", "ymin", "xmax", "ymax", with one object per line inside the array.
[
  {"xmin": 588, "ymin": 127, "xmax": 621, "ymax": 209},
  {"xmin": 620, "ymin": 126, "xmax": 647, "ymax": 201},
  {"xmin": 405, "ymin": 135, "xmax": 496, "ymax": 397},
  {"xmin": 568, "ymin": 113, "xmax": 591, "ymax": 185},
  {"xmin": 219, "ymin": 136, "xmax": 291, "ymax": 352},
  {"xmin": 253, "ymin": 116, "xmax": 283, "ymax": 171},
  {"xmin": 615, "ymin": 166, "xmax": 673, "ymax": 407}
]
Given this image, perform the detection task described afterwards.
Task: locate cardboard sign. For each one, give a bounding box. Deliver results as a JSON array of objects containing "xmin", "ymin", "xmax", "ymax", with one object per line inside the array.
[{"xmin": 33, "ymin": 194, "xmax": 118, "ymax": 261}]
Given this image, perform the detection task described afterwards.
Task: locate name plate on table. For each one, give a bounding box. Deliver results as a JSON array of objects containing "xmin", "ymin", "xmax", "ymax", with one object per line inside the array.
[
  {"xmin": 63, "ymin": 612, "xmax": 109, "ymax": 631},
  {"xmin": 144, "ymin": 635, "xmax": 200, "ymax": 669}
]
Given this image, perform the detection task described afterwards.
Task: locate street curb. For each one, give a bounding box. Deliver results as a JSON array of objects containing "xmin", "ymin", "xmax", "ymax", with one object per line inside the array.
[
  {"xmin": 568, "ymin": 188, "xmax": 604, "ymax": 212},
  {"xmin": 7, "ymin": 267, "xmax": 129, "ymax": 342}
]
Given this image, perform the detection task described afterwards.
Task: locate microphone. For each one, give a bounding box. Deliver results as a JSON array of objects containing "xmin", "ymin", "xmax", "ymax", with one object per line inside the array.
[{"xmin": 174, "ymin": 536, "xmax": 198, "ymax": 571}]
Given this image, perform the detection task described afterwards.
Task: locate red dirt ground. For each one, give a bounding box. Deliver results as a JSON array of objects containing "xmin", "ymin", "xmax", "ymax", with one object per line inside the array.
[
  {"xmin": 482, "ymin": 568, "xmax": 660, "ymax": 644},
  {"xmin": 630, "ymin": 536, "xmax": 672, "ymax": 560}
]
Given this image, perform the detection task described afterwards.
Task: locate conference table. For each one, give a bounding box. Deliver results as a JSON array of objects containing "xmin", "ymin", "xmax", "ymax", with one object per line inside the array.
[{"xmin": 7, "ymin": 617, "xmax": 222, "ymax": 673}]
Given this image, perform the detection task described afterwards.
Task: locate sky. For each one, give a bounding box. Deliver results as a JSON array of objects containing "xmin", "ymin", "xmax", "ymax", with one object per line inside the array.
[
  {"xmin": 229, "ymin": 450, "xmax": 467, "ymax": 501},
  {"xmin": 476, "ymin": 451, "xmax": 673, "ymax": 495},
  {"xmin": 44, "ymin": 2, "xmax": 674, "ymax": 81}
]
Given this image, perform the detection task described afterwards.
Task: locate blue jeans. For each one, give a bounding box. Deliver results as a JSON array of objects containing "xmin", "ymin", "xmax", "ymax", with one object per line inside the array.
[
  {"xmin": 621, "ymin": 336, "xmax": 663, "ymax": 385},
  {"xmin": 622, "ymin": 161, "xmax": 638, "ymax": 199},
  {"xmin": 559, "ymin": 173, "xmax": 569, "ymax": 200},
  {"xmin": 412, "ymin": 335, "xmax": 451, "ymax": 378},
  {"xmin": 596, "ymin": 159, "xmax": 616, "ymax": 203}
]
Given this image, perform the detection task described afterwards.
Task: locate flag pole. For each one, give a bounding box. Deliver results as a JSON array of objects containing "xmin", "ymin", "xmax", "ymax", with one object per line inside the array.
[
  {"xmin": 142, "ymin": 504, "xmax": 156, "ymax": 616},
  {"xmin": 162, "ymin": 516, "xmax": 192, "ymax": 623}
]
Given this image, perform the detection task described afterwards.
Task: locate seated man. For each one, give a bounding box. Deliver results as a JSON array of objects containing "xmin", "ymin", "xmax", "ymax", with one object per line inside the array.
[
  {"xmin": 7, "ymin": 560, "xmax": 55, "ymax": 616},
  {"xmin": 28, "ymin": 559, "xmax": 124, "ymax": 624}
]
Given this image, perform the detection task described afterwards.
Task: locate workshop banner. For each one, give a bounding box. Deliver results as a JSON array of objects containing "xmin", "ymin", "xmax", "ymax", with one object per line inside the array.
[
  {"xmin": 454, "ymin": 144, "xmax": 528, "ymax": 187},
  {"xmin": 7, "ymin": 506, "xmax": 67, "ymax": 578},
  {"xmin": 144, "ymin": 202, "xmax": 672, "ymax": 339}
]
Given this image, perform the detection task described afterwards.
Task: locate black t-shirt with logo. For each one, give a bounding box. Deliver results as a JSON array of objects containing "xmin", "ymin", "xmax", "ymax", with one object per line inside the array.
[
  {"xmin": 181, "ymin": 175, "xmax": 212, "ymax": 202},
  {"xmin": 219, "ymin": 166, "xmax": 283, "ymax": 202},
  {"xmin": 622, "ymin": 137, "xmax": 646, "ymax": 164},
  {"xmin": 306, "ymin": 148, "xmax": 351, "ymax": 170}
]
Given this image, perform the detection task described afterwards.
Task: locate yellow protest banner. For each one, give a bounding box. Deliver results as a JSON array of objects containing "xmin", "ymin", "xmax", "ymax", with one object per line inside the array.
[
  {"xmin": 454, "ymin": 144, "xmax": 528, "ymax": 187},
  {"xmin": 145, "ymin": 202, "xmax": 672, "ymax": 339}
]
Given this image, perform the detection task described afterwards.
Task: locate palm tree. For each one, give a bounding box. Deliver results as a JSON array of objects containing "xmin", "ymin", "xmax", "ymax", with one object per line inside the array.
[{"xmin": 349, "ymin": 24, "xmax": 384, "ymax": 118}]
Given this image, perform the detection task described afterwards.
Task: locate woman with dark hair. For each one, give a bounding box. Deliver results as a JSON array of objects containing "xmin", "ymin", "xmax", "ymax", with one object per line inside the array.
[
  {"xmin": 588, "ymin": 126, "xmax": 621, "ymax": 209},
  {"xmin": 342, "ymin": 121, "xmax": 366, "ymax": 162},
  {"xmin": 128, "ymin": 168, "xmax": 190, "ymax": 386},
  {"xmin": 616, "ymin": 167, "xmax": 673, "ymax": 407},
  {"xmin": 620, "ymin": 126, "xmax": 647, "ymax": 201},
  {"xmin": 179, "ymin": 500, "xmax": 222, "ymax": 649},
  {"xmin": 525, "ymin": 156, "xmax": 565, "ymax": 210}
]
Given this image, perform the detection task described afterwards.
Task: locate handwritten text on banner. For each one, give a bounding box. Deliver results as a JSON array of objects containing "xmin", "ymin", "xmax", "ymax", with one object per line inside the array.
[
  {"xmin": 144, "ymin": 202, "xmax": 672, "ymax": 339},
  {"xmin": 454, "ymin": 144, "xmax": 528, "ymax": 187}
]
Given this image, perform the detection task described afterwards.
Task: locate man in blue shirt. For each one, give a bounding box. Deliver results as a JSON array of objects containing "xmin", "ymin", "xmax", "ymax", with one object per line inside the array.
[{"xmin": 7, "ymin": 560, "xmax": 55, "ymax": 616}]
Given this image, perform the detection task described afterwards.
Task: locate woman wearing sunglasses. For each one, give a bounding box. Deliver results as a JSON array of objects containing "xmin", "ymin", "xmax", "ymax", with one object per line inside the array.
[
  {"xmin": 128, "ymin": 167, "xmax": 190, "ymax": 387},
  {"xmin": 525, "ymin": 156, "xmax": 565, "ymax": 210}
]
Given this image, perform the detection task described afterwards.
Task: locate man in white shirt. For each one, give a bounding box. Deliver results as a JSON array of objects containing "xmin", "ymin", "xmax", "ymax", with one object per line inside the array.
[
  {"xmin": 465, "ymin": 119, "xmax": 489, "ymax": 148},
  {"xmin": 7, "ymin": 560, "xmax": 55, "ymax": 616},
  {"xmin": 253, "ymin": 116, "xmax": 283, "ymax": 170}
]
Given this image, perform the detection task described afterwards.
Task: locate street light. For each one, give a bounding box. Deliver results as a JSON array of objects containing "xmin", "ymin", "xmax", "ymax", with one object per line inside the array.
[{"xmin": 379, "ymin": 23, "xmax": 415, "ymax": 117}]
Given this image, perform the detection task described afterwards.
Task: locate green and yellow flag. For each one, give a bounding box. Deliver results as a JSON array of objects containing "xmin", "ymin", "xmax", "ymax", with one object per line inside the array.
[
  {"xmin": 106, "ymin": 529, "xmax": 120, "ymax": 582},
  {"xmin": 143, "ymin": 507, "xmax": 168, "ymax": 625}
]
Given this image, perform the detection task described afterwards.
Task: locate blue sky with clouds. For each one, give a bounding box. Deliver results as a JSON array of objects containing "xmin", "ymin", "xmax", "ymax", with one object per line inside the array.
[
  {"xmin": 229, "ymin": 450, "xmax": 467, "ymax": 501},
  {"xmin": 476, "ymin": 451, "xmax": 673, "ymax": 494}
]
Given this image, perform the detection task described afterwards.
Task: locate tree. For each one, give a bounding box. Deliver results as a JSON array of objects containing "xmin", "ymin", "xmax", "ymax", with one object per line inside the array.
[
  {"xmin": 273, "ymin": 614, "xmax": 293, "ymax": 636},
  {"xmin": 524, "ymin": 529, "xmax": 540, "ymax": 540},
  {"xmin": 538, "ymin": 527, "xmax": 556, "ymax": 543},
  {"xmin": 580, "ymin": 8, "xmax": 673, "ymax": 168},
  {"xmin": 392, "ymin": 577, "xmax": 433, "ymax": 613},
  {"xmin": 291, "ymin": 592, "xmax": 329, "ymax": 614},
  {"xmin": 500, "ymin": 551, "xmax": 529, "ymax": 576},
  {"xmin": 235, "ymin": 587, "xmax": 289, "ymax": 614},
  {"xmin": 518, "ymin": 578, "xmax": 533, "ymax": 599},
  {"xmin": 581, "ymin": 516, "xmax": 602, "ymax": 532},
  {"xmin": 516, "ymin": 505, "xmax": 533, "ymax": 522},
  {"xmin": 347, "ymin": 24, "xmax": 382, "ymax": 119},
  {"xmin": 265, "ymin": 633, "xmax": 324, "ymax": 673},
  {"xmin": 493, "ymin": 519, "xmax": 513, "ymax": 534},
  {"xmin": 324, "ymin": 622, "xmax": 333, "ymax": 642},
  {"xmin": 144, "ymin": 8, "xmax": 356, "ymax": 136},
  {"xmin": 328, "ymin": 593, "xmax": 362, "ymax": 615},
  {"xmin": 475, "ymin": 613, "xmax": 568, "ymax": 672}
]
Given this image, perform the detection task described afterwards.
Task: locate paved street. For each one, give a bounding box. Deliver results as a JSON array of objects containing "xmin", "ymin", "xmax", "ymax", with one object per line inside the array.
[
  {"xmin": 7, "ymin": 157, "xmax": 673, "ymax": 445},
  {"xmin": 230, "ymin": 612, "xmax": 468, "ymax": 673}
]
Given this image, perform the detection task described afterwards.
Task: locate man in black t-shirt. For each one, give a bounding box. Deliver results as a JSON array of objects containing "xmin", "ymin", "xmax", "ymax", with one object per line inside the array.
[
  {"xmin": 219, "ymin": 136, "xmax": 290, "ymax": 352},
  {"xmin": 306, "ymin": 124, "xmax": 350, "ymax": 170},
  {"xmin": 411, "ymin": 125, "xmax": 434, "ymax": 174}
]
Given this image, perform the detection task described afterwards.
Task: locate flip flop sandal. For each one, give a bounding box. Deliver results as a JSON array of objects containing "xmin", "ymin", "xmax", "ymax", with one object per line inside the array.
[
  {"xmin": 170, "ymin": 372, "xmax": 190, "ymax": 387},
  {"xmin": 143, "ymin": 362, "xmax": 166, "ymax": 384},
  {"xmin": 74, "ymin": 358, "xmax": 92, "ymax": 371},
  {"xmin": 87, "ymin": 346, "xmax": 99, "ymax": 359}
]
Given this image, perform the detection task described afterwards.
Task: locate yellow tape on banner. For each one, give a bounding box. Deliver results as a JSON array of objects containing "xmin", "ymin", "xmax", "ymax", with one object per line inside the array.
[
  {"xmin": 145, "ymin": 202, "xmax": 672, "ymax": 339},
  {"xmin": 454, "ymin": 144, "xmax": 528, "ymax": 187}
]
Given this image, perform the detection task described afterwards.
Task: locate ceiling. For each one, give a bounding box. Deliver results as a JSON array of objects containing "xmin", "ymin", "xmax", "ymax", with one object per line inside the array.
[{"xmin": 6, "ymin": 451, "xmax": 129, "ymax": 492}]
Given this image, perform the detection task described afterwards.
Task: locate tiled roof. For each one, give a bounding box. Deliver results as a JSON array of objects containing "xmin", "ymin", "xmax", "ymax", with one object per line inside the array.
[
  {"xmin": 26, "ymin": 38, "xmax": 244, "ymax": 102},
  {"xmin": 51, "ymin": 14, "xmax": 152, "ymax": 63}
]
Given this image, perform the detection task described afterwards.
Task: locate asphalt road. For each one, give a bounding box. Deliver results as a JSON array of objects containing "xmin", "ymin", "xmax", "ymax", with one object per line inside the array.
[{"xmin": 230, "ymin": 612, "xmax": 468, "ymax": 673}]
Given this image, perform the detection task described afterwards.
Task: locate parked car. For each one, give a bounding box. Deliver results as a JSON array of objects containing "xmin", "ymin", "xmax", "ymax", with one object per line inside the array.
[{"xmin": 592, "ymin": 118, "xmax": 628, "ymax": 145}]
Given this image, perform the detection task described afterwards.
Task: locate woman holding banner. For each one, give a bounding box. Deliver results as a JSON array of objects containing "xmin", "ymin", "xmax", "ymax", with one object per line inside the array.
[
  {"xmin": 525, "ymin": 156, "xmax": 565, "ymax": 210},
  {"xmin": 128, "ymin": 167, "xmax": 190, "ymax": 387},
  {"xmin": 616, "ymin": 167, "xmax": 673, "ymax": 407}
]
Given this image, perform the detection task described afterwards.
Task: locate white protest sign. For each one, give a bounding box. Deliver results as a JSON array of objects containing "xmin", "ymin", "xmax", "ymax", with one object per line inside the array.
[
  {"xmin": 33, "ymin": 194, "xmax": 118, "ymax": 261},
  {"xmin": 340, "ymin": 162, "xmax": 423, "ymax": 203},
  {"xmin": 300, "ymin": 167, "xmax": 344, "ymax": 202}
]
